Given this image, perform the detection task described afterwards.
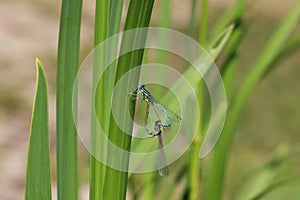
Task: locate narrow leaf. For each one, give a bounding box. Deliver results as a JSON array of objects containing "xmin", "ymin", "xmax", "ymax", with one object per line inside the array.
[
  {"xmin": 102, "ymin": 1, "xmax": 155, "ymax": 200},
  {"xmin": 90, "ymin": 0, "xmax": 111, "ymax": 199},
  {"xmin": 56, "ymin": 0, "xmax": 82, "ymax": 199},
  {"xmin": 211, "ymin": 0, "xmax": 246, "ymax": 39},
  {"xmin": 25, "ymin": 59, "xmax": 51, "ymax": 200}
]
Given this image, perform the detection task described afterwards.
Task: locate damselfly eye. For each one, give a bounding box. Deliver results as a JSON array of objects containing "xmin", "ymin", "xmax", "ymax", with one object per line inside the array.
[
  {"xmin": 136, "ymin": 92, "xmax": 144, "ymax": 101},
  {"xmin": 138, "ymin": 84, "xmax": 145, "ymax": 90}
]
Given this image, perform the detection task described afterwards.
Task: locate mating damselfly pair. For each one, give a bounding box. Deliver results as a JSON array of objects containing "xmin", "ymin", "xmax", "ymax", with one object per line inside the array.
[{"xmin": 130, "ymin": 84, "xmax": 181, "ymax": 176}]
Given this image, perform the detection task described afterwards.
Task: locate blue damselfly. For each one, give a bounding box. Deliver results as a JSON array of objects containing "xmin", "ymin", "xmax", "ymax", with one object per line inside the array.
[{"xmin": 131, "ymin": 84, "xmax": 181, "ymax": 176}]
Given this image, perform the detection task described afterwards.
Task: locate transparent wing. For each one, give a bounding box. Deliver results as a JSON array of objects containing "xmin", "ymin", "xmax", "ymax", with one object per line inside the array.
[
  {"xmin": 145, "ymin": 103, "xmax": 175, "ymax": 130},
  {"xmin": 144, "ymin": 104, "xmax": 157, "ymax": 135},
  {"xmin": 152, "ymin": 104, "xmax": 172, "ymax": 127},
  {"xmin": 150, "ymin": 95, "xmax": 182, "ymax": 123}
]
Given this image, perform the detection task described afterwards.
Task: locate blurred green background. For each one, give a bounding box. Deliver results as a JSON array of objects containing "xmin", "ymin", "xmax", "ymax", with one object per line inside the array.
[{"xmin": 0, "ymin": 0, "xmax": 299, "ymax": 199}]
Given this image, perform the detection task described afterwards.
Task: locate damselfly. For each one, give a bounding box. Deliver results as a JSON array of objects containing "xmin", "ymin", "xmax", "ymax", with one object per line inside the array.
[{"xmin": 131, "ymin": 84, "xmax": 181, "ymax": 176}]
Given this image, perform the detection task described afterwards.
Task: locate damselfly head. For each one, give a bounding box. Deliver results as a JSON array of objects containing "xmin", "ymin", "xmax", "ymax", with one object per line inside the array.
[{"xmin": 138, "ymin": 84, "xmax": 145, "ymax": 90}]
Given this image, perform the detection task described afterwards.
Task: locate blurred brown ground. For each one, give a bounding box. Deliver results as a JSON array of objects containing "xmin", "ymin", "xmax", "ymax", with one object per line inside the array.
[{"xmin": 0, "ymin": 0, "xmax": 299, "ymax": 199}]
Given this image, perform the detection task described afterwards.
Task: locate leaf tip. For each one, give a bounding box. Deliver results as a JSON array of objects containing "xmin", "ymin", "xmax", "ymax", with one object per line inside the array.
[
  {"xmin": 35, "ymin": 58, "xmax": 47, "ymax": 79},
  {"xmin": 35, "ymin": 57, "xmax": 43, "ymax": 71}
]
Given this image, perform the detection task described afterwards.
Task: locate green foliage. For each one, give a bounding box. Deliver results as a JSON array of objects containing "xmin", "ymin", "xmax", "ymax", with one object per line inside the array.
[
  {"xmin": 56, "ymin": 0, "xmax": 82, "ymax": 199},
  {"xmin": 205, "ymin": 2, "xmax": 300, "ymax": 200},
  {"xmin": 101, "ymin": 1, "xmax": 155, "ymax": 200},
  {"xmin": 25, "ymin": 1, "xmax": 300, "ymax": 200},
  {"xmin": 90, "ymin": 0, "xmax": 112, "ymax": 198},
  {"xmin": 25, "ymin": 59, "xmax": 51, "ymax": 200}
]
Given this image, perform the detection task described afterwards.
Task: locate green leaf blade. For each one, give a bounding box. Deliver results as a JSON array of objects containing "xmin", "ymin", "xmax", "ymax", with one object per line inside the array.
[
  {"xmin": 25, "ymin": 59, "xmax": 51, "ymax": 200},
  {"xmin": 56, "ymin": 0, "xmax": 82, "ymax": 199},
  {"xmin": 90, "ymin": 0, "xmax": 111, "ymax": 199},
  {"xmin": 102, "ymin": 1, "xmax": 155, "ymax": 199}
]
